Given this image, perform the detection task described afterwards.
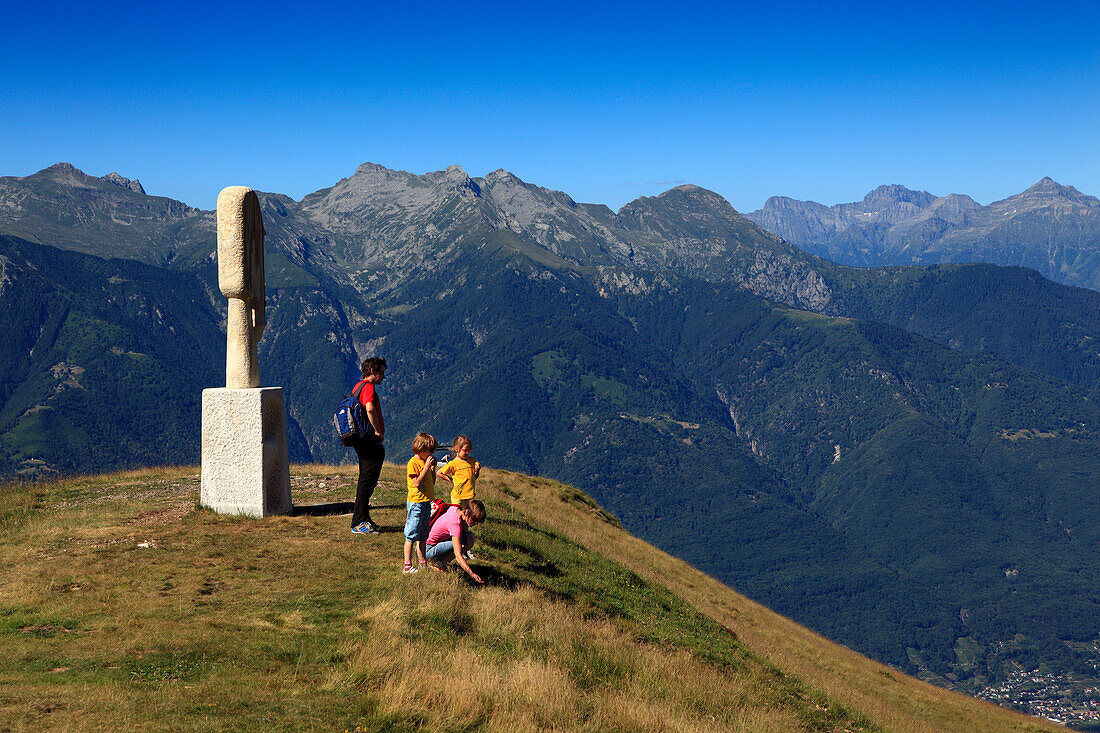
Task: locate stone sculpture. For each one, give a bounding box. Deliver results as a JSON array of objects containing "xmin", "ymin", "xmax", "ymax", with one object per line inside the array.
[
  {"xmin": 200, "ymin": 187, "xmax": 291, "ymax": 517},
  {"xmin": 217, "ymin": 186, "xmax": 266, "ymax": 389}
]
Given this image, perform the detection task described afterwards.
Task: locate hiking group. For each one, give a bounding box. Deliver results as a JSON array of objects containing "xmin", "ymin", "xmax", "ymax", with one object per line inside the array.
[{"xmin": 343, "ymin": 357, "xmax": 487, "ymax": 584}]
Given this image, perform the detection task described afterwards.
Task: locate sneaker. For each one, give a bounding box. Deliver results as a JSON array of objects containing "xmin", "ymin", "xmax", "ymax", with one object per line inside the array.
[
  {"xmin": 365, "ymin": 521, "xmax": 381, "ymax": 534},
  {"xmin": 402, "ymin": 565, "xmax": 418, "ymax": 574},
  {"xmin": 351, "ymin": 522, "xmax": 378, "ymax": 535},
  {"xmin": 464, "ymin": 552, "xmax": 477, "ymax": 560}
]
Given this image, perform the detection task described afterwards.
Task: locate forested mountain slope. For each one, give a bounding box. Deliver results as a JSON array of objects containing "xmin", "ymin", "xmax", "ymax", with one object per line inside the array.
[{"xmin": 3, "ymin": 163, "xmax": 1100, "ymax": 707}]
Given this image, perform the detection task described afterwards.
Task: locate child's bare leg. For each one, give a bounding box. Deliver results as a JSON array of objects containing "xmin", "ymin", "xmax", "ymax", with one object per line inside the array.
[
  {"xmin": 403, "ymin": 540, "xmax": 414, "ymax": 568},
  {"xmin": 416, "ymin": 540, "xmax": 428, "ymax": 566}
]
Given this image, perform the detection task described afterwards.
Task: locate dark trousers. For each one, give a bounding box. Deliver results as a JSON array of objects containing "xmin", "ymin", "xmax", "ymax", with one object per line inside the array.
[{"xmin": 351, "ymin": 437, "xmax": 385, "ymax": 527}]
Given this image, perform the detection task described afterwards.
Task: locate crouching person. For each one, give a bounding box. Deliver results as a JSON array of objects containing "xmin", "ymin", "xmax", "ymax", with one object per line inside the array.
[{"xmin": 426, "ymin": 499, "xmax": 485, "ymax": 584}]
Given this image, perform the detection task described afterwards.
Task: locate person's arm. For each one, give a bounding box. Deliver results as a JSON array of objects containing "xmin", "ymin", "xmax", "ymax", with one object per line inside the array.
[
  {"xmin": 412, "ymin": 456, "xmax": 436, "ymax": 487},
  {"xmin": 437, "ymin": 463, "xmax": 454, "ymax": 483},
  {"xmin": 451, "ymin": 533, "xmax": 483, "ymax": 583},
  {"xmin": 473, "ymin": 461, "xmax": 481, "ymax": 479},
  {"xmin": 364, "ymin": 399, "xmax": 384, "ymax": 440}
]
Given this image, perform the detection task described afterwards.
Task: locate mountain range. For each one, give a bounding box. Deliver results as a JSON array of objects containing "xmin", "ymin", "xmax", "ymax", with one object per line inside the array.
[
  {"xmin": 747, "ymin": 178, "xmax": 1100, "ymax": 291},
  {"xmin": 2, "ymin": 162, "xmax": 1100, "ymax": 710}
]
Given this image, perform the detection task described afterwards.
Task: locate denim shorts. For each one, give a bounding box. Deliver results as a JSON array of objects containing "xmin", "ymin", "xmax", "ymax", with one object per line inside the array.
[
  {"xmin": 425, "ymin": 531, "xmax": 475, "ymax": 563},
  {"xmin": 404, "ymin": 501, "xmax": 431, "ymax": 542},
  {"xmin": 425, "ymin": 540, "xmax": 455, "ymax": 562}
]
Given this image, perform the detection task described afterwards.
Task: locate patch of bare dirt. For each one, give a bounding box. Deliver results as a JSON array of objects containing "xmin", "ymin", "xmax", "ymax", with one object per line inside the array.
[{"xmin": 129, "ymin": 504, "xmax": 191, "ymax": 526}]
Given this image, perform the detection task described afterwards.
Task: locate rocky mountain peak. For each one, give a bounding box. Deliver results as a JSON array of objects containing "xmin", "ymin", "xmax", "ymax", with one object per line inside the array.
[
  {"xmin": 1022, "ymin": 177, "xmax": 1092, "ymax": 199},
  {"xmin": 862, "ymin": 184, "xmax": 935, "ymax": 208},
  {"xmin": 448, "ymin": 166, "xmax": 481, "ymax": 198},
  {"xmin": 1002, "ymin": 178, "xmax": 1098, "ymax": 209},
  {"xmin": 40, "ymin": 162, "xmax": 81, "ymax": 175},
  {"xmin": 940, "ymin": 193, "xmax": 979, "ymax": 206},
  {"xmin": 661, "ymin": 183, "xmax": 703, "ymax": 195},
  {"xmin": 24, "ymin": 163, "xmax": 147, "ymax": 196},
  {"xmin": 419, "ymin": 164, "xmax": 479, "ymax": 198},
  {"xmin": 762, "ymin": 195, "xmax": 798, "ymax": 209},
  {"xmin": 484, "ymin": 169, "xmax": 520, "ymax": 185},
  {"xmin": 925, "ymin": 193, "xmax": 980, "ymax": 218},
  {"xmin": 33, "ymin": 162, "xmax": 95, "ymax": 187},
  {"xmin": 103, "ymin": 172, "xmax": 145, "ymax": 195},
  {"xmin": 655, "ymin": 182, "xmax": 734, "ymax": 208},
  {"xmin": 352, "ymin": 161, "xmax": 391, "ymax": 176},
  {"xmin": 746, "ymin": 177, "xmax": 1100, "ymax": 288},
  {"xmin": 344, "ymin": 162, "xmax": 403, "ymax": 188},
  {"xmin": 322, "ymin": 162, "xmax": 480, "ymax": 207}
]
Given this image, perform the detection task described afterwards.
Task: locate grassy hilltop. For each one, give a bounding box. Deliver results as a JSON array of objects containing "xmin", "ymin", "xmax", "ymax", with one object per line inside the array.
[{"xmin": 1, "ymin": 465, "xmax": 1055, "ymax": 732}]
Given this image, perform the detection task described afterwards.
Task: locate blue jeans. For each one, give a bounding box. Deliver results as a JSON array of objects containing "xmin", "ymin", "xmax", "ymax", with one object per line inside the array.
[
  {"xmin": 404, "ymin": 501, "xmax": 431, "ymax": 542},
  {"xmin": 426, "ymin": 531, "xmax": 475, "ymax": 564}
]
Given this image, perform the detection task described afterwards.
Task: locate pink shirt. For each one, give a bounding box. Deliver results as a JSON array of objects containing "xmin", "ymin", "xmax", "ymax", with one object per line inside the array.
[{"xmin": 427, "ymin": 506, "xmax": 469, "ymax": 547}]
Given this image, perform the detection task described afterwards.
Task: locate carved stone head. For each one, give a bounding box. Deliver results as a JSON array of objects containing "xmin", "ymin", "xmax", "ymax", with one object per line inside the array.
[
  {"xmin": 217, "ymin": 186, "xmax": 267, "ymax": 388},
  {"xmin": 217, "ymin": 186, "xmax": 266, "ymax": 312}
]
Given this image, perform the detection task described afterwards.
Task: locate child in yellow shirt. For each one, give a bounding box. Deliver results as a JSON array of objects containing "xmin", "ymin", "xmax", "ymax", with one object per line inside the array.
[
  {"xmin": 403, "ymin": 432, "xmax": 438, "ymax": 574},
  {"xmin": 438, "ymin": 434, "xmax": 480, "ymax": 510}
]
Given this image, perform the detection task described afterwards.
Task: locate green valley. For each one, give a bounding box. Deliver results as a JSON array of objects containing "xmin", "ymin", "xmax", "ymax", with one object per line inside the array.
[{"xmin": 2, "ymin": 162, "xmax": 1100, "ymax": 717}]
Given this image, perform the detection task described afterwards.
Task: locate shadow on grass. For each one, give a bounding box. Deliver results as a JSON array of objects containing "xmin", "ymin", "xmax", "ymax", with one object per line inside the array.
[
  {"xmin": 372, "ymin": 526, "xmax": 402, "ymax": 534},
  {"xmin": 289, "ymin": 502, "xmax": 406, "ymax": 517},
  {"xmin": 290, "ymin": 501, "xmax": 354, "ymax": 517},
  {"xmin": 469, "ymin": 565, "xmax": 524, "ymax": 592}
]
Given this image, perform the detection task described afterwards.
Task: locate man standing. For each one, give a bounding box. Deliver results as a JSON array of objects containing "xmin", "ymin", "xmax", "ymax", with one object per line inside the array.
[{"xmin": 351, "ymin": 357, "xmax": 386, "ymax": 534}]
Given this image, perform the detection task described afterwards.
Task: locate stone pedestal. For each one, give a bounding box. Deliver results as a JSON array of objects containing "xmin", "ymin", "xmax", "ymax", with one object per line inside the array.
[{"xmin": 201, "ymin": 387, "xmax": 291, "ymax": 517}]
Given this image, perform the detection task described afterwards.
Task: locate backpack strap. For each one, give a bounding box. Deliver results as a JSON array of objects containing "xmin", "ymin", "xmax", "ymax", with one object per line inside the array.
[
  {"xmin": 428, "ymin": 501, "xmax": 460, "ymax": 531},
  {"xmin": 348, "ymin": 379, "xmax": 377, "ymax": 438},
  {"xmin": 350, "ymin": 379, "xmax": 369, "ymax": 401}
]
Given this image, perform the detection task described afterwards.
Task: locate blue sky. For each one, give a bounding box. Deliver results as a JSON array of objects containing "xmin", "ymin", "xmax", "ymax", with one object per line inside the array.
[{"xmin": 3, "ymin": 0, "xmax": 1097, "ymax": 212}]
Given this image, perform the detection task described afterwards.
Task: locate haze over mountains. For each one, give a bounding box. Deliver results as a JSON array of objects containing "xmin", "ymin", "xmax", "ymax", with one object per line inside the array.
[
  {"xmin": 747, "ymin": 178, "xmax": 1100, "ymax": 291},
  {"xmin": 2, "ymin": 162, "xmax": 1100, "ymax": 710}
]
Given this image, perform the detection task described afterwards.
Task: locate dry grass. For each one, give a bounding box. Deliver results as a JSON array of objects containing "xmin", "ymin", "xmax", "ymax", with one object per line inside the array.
[
  {"xmin": 331, "ymin": 581, "xmax": 812, "ymax": 732},
  {"xmin": 485, "ymin": 470, "xmax": 1058, "ymax": 733},
  {"xmin": 0, "ymin": 463, "xmax": 1059, "ymax": 732}
]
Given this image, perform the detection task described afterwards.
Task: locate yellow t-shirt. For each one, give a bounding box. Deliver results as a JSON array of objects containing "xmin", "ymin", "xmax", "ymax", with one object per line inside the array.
[
  {"xmin": 406, "ymin": 456, "xmax": 435, "ymax": 504},
  {"xmin": 440, "ymin": 456, "xmax": 477, "ymax": 502}
]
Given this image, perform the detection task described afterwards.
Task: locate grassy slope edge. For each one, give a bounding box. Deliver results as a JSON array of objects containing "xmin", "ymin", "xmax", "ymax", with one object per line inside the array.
[{"xmin": 0, "ymin": 465, "xmax": 1053, "ymax": 732}]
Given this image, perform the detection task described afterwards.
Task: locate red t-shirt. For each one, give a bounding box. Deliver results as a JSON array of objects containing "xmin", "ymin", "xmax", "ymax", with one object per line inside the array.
[{"xmin": 354, "ymin": 379, "xmax": 379, "ymax": 409}]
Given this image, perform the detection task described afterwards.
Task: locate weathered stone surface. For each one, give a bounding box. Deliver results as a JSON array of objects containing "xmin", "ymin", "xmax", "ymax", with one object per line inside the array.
[
  {"xmin": 202, "ymin": 187, "xmax": 290, "ymax": 516},
  {"xmin": 217, "ymin": 186, "xmax": 266, "ymax": 389},
  {"xmin": 200, "ymin": 387, "xmax": 291, "ymax": 517}
]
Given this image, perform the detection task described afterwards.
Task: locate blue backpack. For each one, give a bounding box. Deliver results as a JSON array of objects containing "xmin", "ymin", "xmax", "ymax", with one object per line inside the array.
[{"xmin": 334, "ymin": 380, "xmax": 374, "ymax": 446}]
